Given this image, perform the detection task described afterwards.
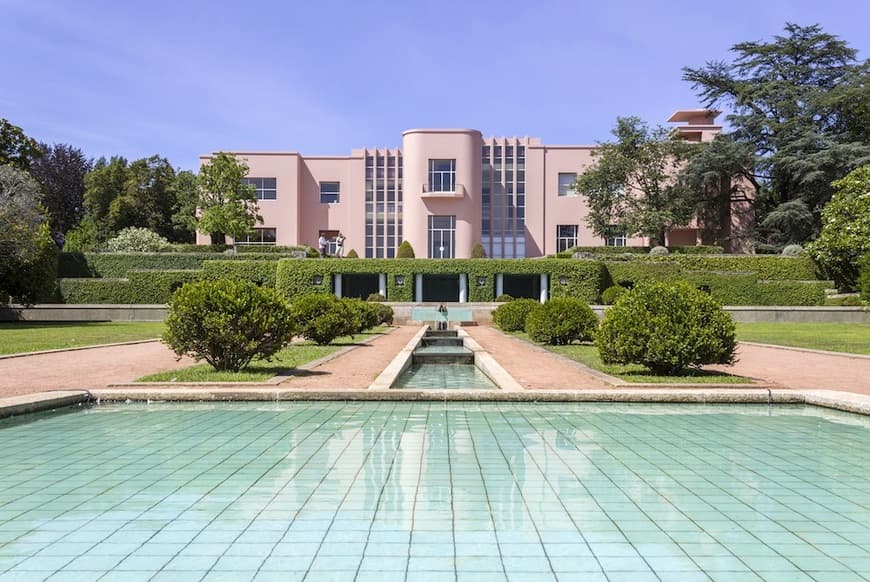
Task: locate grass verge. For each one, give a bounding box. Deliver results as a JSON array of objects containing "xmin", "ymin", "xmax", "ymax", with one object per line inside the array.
[
  {"xmin": 511, "ymin": 331, "xmax": 752, "ymax": 384},
  {"xmin": 0, "ymin": 322, "xmax": 165, "ymax": 356},
  {"xmin": 736, "ymin": 322, "xmax": 870, "ymax": 355},
  {"xmin": 138, "ymin": 327, "xmax": 388, "ymax": 382}
]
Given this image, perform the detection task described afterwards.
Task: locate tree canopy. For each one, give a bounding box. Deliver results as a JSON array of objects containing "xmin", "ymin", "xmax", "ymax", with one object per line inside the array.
[
  {"xmin": 576, "ymin": 116, "xmax": 698, "ymax": 247},
  {"xmin": 29, "ymin": 142, "xmax": 92, "ymax": 235},
  {"xmin": 0, "ymin": 119, "xmax": 42, "ymax": 171},
  {"xmin": 683, "ymin": 23, "xmax": 870, "ymax": 242},
  {"xmin": 196, "ymin": 152, "xmax": 261, "ymax": 245}
]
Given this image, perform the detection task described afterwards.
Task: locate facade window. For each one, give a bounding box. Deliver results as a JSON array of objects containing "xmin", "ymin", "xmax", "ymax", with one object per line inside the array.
[
  {"xmin": 237, "ymin": 227, "xmax": 276, "ymax": 245},
  {"xmin": 242, "ymin": 177, "xmax": 277, "ymax": 200},
  {"xmin": 428, "ymin": 215, "xmax": 456, "ymax": 258},
  {"xmin": 428, "ymin": 159, "xmax": 456, "ymax": 192},
  {"xmin": 604, "ymin": 225, "xmax": 627, "ymax": 247},
  {"xmin": 556, "ymin": 225, "xmax": 578, "ymax": 252},
  {"xmin": 320, "ymin": 181, "xmax": 340, "ymax": 204},
  {"xmin": 558, "ymin": 173, "xmax": 577, "ymax": 196}
]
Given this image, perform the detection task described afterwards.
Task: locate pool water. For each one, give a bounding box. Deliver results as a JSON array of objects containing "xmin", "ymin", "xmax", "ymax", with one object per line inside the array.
[
  {"xmin": 0, "ymin": 402, "xmax": 868, "ymax": 581},
  {"xmin": 394, "ymin": 364, "xmax": 497, "ymax": 390}
]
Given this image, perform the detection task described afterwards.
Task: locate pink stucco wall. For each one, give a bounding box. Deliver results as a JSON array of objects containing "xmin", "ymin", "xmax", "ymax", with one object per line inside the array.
[{"xmin": 197, "ymin": 109, "xmax": 752, "ymax": 254}]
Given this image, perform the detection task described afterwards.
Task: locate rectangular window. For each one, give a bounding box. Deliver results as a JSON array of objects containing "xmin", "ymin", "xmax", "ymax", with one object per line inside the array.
[
  {"xmin": 428, "ymin": 159, "xmax": 456, "ymax": 192},
  {"xmin": 556, "ymin": 225, "xmax": 578, "ymax": 252},
  {"xmin": 242, "ymin": 177, "xmax": 276, "ymax": 200},
  {"xmin": 237, "ymin": 227, "xmax": 276, "ymax": 245},
  {"xmin": 428, "ymin": 215, "xmax": 456, "ymax": 258},
  {"xmin": 605, "ymin": 225, "xmax": 627, "ymax": 247},
  {"xmin": 319, "ymin": 181, "xmax": 340, "ymax": 204},
  {"xmin": 558, "ymin": 173, "xmax": 577, "ymax": 196}
]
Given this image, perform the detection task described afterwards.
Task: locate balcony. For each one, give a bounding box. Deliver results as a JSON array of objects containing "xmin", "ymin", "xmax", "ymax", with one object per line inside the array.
[{"xmin": 421, "ymin": 183, "xmax": 467, "ymax": 198}]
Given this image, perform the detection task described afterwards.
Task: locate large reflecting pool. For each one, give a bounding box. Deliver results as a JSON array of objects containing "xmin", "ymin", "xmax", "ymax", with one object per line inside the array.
[{"xmin": 0, "ymin": 402, "xmax": 868, "ymax": 581}]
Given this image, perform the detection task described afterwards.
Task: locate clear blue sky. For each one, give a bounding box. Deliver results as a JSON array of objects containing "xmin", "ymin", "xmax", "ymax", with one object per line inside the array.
[{"xmin": 2, "ymin": 0, "xmax": 867, "ymax": 170}]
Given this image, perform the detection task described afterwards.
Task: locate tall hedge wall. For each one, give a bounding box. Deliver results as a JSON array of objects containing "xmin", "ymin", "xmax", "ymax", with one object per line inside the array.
[
  {"xmin": 201, "ymin": 260, "xmax": 278, "ymax": 287},
  {"xmin": 275, "ymin": 259, "xmax": 608, "ymax": 303},
  {"xmin": 58, "ymin": 270, "xmax": 202, "ymax": 304}
]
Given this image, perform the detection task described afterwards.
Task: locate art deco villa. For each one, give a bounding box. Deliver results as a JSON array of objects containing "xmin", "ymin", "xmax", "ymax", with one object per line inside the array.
[{"xmin": 198, "ymin": 109, "xmax": 749, "ymax": 257}]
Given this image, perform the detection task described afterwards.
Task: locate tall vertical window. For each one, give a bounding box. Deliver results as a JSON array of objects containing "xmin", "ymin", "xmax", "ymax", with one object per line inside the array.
[
  {"xmin": 558, "ymin": 173, "xmax": 577, "ymax": 196},
  {"xmin": 428, "ymin": 159, "xmax": 456, "ymax": 192},
  {"xmin": 319, "ymin": 182, "xmax": 340, "ymax": 204},
  {"xmin": 428, "ymin": 215, "xmax": 456, "ymax": 258},
  {"xmin": 242, "ymin": 177, "xmax": 277, "ymax": 200},
  {"xmin": 556, "ymin": 225, "xmax": 578, "ymax": 252},
  {"xmin": 604, "ymin": 225, "xmax": 627, "ymax": 247}
]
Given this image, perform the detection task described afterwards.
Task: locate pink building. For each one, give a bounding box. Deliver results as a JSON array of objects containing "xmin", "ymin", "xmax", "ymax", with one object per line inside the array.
[{"xmin": 198, "ymin": 109, "xmax": 749, "ymax": 256}]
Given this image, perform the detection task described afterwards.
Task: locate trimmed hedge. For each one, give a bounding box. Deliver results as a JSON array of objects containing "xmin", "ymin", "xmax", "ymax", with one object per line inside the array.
[
  {"xmin": 754, "ymin": 281, "xmax": 829, "ymax": 306},
  {"xmin": 201, "ymin": 260, "xmax": 277, "ymax": 287},
  {"xmin": 57, "ymin": 252, "xmax": 290, "ymax": 278},
  {"xmin": 557, "ymin": 245, "xmax": 723, "ymax": 258},
  {"xmin": 666, "ymin": 255, "xmax": 818, "ymax": 280},
  {"xmin": 58, "ymin": 270, "xmax": 202, "ymax": 304},
  {"xmin": 860, "ymin": 255, "xmax": 870, "ymax": 302},
  {"xmin": 275, "ymin": 259, "xmax": 608, "ymax": 303}
]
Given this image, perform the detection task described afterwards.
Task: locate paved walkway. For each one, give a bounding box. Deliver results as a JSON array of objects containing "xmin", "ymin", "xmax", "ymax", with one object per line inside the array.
[
  {"xmin": 710, "ymin": 343, "xmax": 870, "ymax": 396},
  {"xmin": 281, "ymin": 325, "xmax": 422, "ymax": 389},
  {"xmin": 462, "ymin": 326, "xmax": 611, "ymax": 390},
  {"xmin": 0, "ymin": 341, "xmax": 193, "ymax": 399}
]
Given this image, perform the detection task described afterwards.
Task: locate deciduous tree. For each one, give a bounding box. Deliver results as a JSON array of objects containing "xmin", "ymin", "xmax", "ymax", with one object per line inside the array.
[
  {"xmin": 0, "ymin": 118, "xmax": 41, "ymax": 170},
  {"xmin": 196, "ymin": 153, "xmax": 261, "ymax": 245},
  {"xmin": 29, "ymin": 143, "xmax": 92, "ymax": 235}
]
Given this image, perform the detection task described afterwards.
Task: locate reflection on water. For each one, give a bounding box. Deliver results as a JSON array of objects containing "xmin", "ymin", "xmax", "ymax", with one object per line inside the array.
[{"xmin": 0, "ymin": 402, "xmax": 867, "ymax": 580}]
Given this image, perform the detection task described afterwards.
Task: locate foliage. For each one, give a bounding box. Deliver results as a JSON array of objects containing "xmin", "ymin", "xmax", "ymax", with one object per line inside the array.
[
  {"xmin": 683, "ymin": 23, "xmax": 870, "ymax": 238},
  {"xmin": 289, "ymin": 293, "xmax": 355, "ymax": 345},
  {"xmin": 169, "ymin": 170, "xmax": 199, "ymax": 242},
  {"xmin": 82, "ymin": 156, "xmax": 129, "ymax": 241},
  {"xmin": 57, "ymin": 251, "xmax": 284, "ymax": 278},
  {"xmin": 58, "ymin": 270, "xmax": 201, "ymax": 304},
  {"xmin": 62, "ymin": 220, "xmax": 99, "ymax": 253},
  {"xmin": 860, "ymin": 256, "xmax": 870, "ymax": 302},
  {"xmin": 807, "ymin": 165, "xmax": 870, "ymax": 290},
  {"xmin": 492, "ymin": 298, "xmax": 539, "ymax": 332},
  {"xmin": 471, "ymin": 241, "xmax": 487, "ymax": 258},
  {"xmin": 525, "ymin": 298, "xmax": 599, "ymax": 345},
  {"xmin": 781, "ymin": 244, "xmax": 804, "ymax": 256},
  {"xmin": 495, "ymin": 294, "xmax": 513, "ymax": 302},
  {"xmin": 346, "ymin": 248, "xmax": 359, "ymax": 258},
  {"xmin": 396, "ymin": 240, "xmax": 415, "ymax": 258},
  {"xmin": 372, "ymin": 303, "xmax": 394, "ymax": 325},
  {"xmin": 0, "ymin": 118, "xmax": 42, "ymax": 170},
  {"xmin": 576, "ymin": 116, "xmax": 699, "ymax": 246},
  {"xmin": 105, "ymin": 227, "xmax": 172, "ymax": 252},
  {"xmin": 649, "ymin": 246, "xmax": 669, "ymax": 256},
  {"xmin": 596, "ymin": 282, "xmax": 736, "ymax": 374},
  {"xmin": 0, "ymin": 166, "xmax": 57, "ymax": 304},
  {"xmin": 196, "ymin": 152, "xmax": 261, "ymax": 245},
  {"xmin": 557, "ymin": 245, "xmax": 724, "ymax": 257},
  {"xmin": 162, "ymin": 279, "xmax": 295, "ymax": 371},
  {"xmin": 201, "ymin": 260, "xmax": 277, "ymax": 287},
  {"xmin": 677, "ymin": 133, "xmax": 757, "ymax": 252},
  {"xmin": 342, "ymin": 298, "xmax": 380, "ymax": 335},
  {"xmin": 29, "ymin": 142, "xmax": 92, "ymax": 235},
  {"xmin": 601, "ymin": 285, "xmax": 627, "ymax": 305},
  {"xmin": 761, "ymin": 200, "xmax": 814, "ymax": 245},
  {"xmin": 366, "ymin": 293, "xmax": 386, "ymax": 301}
]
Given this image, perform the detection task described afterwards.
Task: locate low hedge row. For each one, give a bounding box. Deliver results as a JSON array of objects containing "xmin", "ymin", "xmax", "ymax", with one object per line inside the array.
[
  {"xmin": 167, "ymin": 244, "xmax": 318, "ymax": 256},
  {"xmin": 201, "ymin": 260, "xmax": 278, "ymax": 287},
  {"xmin": 557, "ymin": 245, "xmax": 723, "ymax": 257},
  {"xmin": 275, "ymin": 259, "xmax": 608, "ymax": 303},
  {"xmin": 859, "ymin": 255, "xmax": 870, "ymax": 301},
  {"xmin": 58, "ymin": 252, "xmax": 291, "ymax": 278}
]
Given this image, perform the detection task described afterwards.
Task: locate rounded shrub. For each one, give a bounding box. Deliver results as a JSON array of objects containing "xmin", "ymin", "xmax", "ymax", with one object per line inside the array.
[
  {"xmin": 345, "ymin": 248, "xmax": 359, "ymax": 258},
  {"xmin": 290, "ymin": 293, "xmax": 355, "ymax": 345},
  {"xmin": 600, "ymin": 285, "xmax": 627, "ymax": 305},
  {"xmin": 649, "ymin": 246, "xmax": 670, "ymax": 256},
  {"xmin": 471, "ymin": 241, "xmax": 487, "ymax": 258},
  {"xmin": 373, "ymin": 303, "xmax": 394, "ymax": 325},
  {"xmin": 525, "ymin": 298, "xmax": 598, "ymax": 345},
  {"xmin": 596, "ymin": 281, "xmax": 736, "ymax": 375},
  {"xmin": 396, "ymin": 240, "xmax": 415, "ymax": 258},
  {"xmin": 105, "ymin": 227, "xmax": 172, "ymax": 252},
  {"xmin": 342, "ymin": 298, "xmax": 380, "ymax": 335},
  {"xmin": 162, "ymin": 279, "xmax": 295, "ymax": 371},
  {"xmin": 781, "ymin": 244, "xmax": 804, "ymax": 256},
  {"xmin": 491, "ymin": 298, "xmax": 539, "ymax": 332},
  {"xmin": 366, "ymin": 293, "xmax": 386, "ymax": 302},
  {"xmin": 495, "ymin": 294, "xmax": 514, "ymax": 302}
]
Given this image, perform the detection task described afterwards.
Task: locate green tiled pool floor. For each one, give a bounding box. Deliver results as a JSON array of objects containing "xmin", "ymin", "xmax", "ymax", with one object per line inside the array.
[
  {"xmin": 394, "ymin": 364, "xmax": 497, "ymax": 390},
  {"xmin": 0, "ymin": 402, "xmax": 869, "ymax": 581}
]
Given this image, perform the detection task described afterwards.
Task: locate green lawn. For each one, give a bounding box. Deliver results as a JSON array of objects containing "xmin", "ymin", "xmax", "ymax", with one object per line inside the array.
[
  {"xmin": 736, "ymin": 322, "xmax": 870, "ymax": 355},
  {"xmin": 511, "ymin": 332, "xmax": 751, "ymax": 384},
  {"xmin": 138, "ymin": 327, "xmax": 388, "ymax": 382},
  {"xmin": 0, "ymin": 322, "xmax": 165, "ymax": 355}
]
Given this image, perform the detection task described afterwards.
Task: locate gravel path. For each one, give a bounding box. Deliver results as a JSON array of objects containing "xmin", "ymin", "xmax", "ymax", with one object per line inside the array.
[{"xmin": 0, "ymin": 340, "xmax": 193, "ymax": 398}]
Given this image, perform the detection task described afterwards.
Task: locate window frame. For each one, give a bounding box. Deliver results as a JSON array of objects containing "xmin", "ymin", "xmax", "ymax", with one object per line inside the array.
[
  {"xmin": 242, "ymin": 177, "xmax": 277, "ymax": 201},
  {"xmin": 557, "ymin": 173, "xmax": 578, "ymax": 197},
  {"xmin": 556, "ymin": 224, "xmax": 578, "ymax": 252},
  {"xmin": 428, "ymin": 159, "xmax": 456, "ymax": 193},
  {"xmin": 236, "ymin": 227, "xmax": 277, "ymax": 245},
  {"xmin": 319, "ymin": 181, "xmax": 340, "ymax": 204}
]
